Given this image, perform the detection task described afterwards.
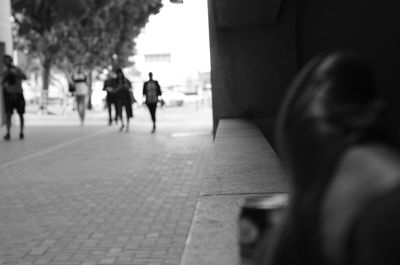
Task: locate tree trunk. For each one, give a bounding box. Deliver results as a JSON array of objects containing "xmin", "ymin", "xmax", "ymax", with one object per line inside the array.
[{"xmin": 40, "ymin": 59, "xmax": 51, "ymax": 110}]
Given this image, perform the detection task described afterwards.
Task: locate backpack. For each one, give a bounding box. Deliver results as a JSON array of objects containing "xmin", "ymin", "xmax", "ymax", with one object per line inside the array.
[{"xmin": 146, "ymin": 81, "xmax": 159, "ymax": 103}]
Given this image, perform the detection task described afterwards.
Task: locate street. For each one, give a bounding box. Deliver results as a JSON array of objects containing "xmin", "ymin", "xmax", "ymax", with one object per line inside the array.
[{"xmin": 0, "ymin": 102, "xmax": 213, "ymax": 265}]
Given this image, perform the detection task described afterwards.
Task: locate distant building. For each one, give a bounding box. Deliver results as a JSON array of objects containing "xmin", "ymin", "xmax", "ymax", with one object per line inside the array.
[
  {"xmin": 144, "ymin": 53, "xmax": 171, "ymax": 64},
  {"xmin": 133, "ymin": 0, "xmax": 210, "ymax": 94}
]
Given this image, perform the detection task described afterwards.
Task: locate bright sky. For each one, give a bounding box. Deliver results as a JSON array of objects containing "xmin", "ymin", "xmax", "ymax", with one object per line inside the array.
[{"xmin": 134, "ymin": 0, "xmax": 210, "ymax": 78}]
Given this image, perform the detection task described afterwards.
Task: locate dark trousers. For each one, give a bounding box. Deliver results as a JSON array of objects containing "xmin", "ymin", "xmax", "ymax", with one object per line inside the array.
[
  {"xmin": 106, "ymin": 94, "xmax": 118, "ymax": 121},
  {"xmin": 146, "ymin": 103, "xmax": 157, "ymax": 124}
]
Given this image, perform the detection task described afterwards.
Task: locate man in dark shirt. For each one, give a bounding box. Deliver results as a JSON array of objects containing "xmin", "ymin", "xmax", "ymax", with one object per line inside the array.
[
  {"xmin": 142, "ymin": 72, "xmax": 161, "ymax": 133},
  {"xmin": 103, "ymin": 72, "xmax": 118, "ymax": 125},
  {"xmin": 2, "ymin": 55, "xmax": 27, "ymax": 140}
]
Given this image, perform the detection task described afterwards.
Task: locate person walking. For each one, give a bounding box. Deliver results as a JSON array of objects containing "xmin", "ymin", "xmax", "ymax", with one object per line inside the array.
[
  {"xmin": 115, "ymin": 69, "xmax": 134, "ymax": 132},
  {"xmin": 143, "ymin": 72, "xmax": 161, "ymax": 133},
  {"xmin": 1, "ymin": 55, "xmax": 27, "ymax": 141},
  {"xmin": 103, "ymin": 71, "xmax": 118, "ymax": 126},
  {"xmin": 71, "ymin": 65, "xmax": 89, "ymax": 125}
]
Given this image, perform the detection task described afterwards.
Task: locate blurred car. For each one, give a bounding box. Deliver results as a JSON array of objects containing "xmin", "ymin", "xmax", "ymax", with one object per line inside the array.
[{"xmin": 162, "ymin": 88, "xmax": 185, "ymax": 107}]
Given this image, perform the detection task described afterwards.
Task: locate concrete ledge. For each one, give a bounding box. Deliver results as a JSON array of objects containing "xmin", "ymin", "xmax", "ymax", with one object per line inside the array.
[{"xmin": 181, "ymin": 119, "xmax": 288, "ymax": 265}]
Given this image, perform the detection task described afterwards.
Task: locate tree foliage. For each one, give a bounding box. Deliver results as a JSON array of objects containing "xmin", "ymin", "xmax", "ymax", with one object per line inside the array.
[{"xmin": 12, "ymin": 0, "xmax": 163, "ymax": 91}]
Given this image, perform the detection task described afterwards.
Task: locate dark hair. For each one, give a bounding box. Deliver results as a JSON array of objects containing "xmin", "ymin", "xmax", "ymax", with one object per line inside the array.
[
  {"xmin": 265, "ymin": 52, "xmax": 396, "ymax": 265},
  {"xmin": 276, "ymin": 52, "xmax": 383, "ymax": 192}
]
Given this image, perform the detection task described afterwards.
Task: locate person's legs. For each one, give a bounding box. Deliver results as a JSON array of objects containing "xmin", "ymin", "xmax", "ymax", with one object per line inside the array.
[
  {"xmin": 119, "ymin": 109, "xmax": 125, "ymax": 132},
  {"xmin": 125, "ymin": 103, "xmax": 133, "ymax": 132},
  {"xmin": 117, "ymin": 101, "xmax": 125, "ymax": 131},
  {"xmin": 3, "ymin": 96, "xmax": 12, "ymax": 140},
  {"xmin": 77, "ymin": 101, "xmax": 83, "ymax": 123},
  {"xmin": 106, "ymin": 96, "xmax": 112, "ymax": 125},
  {"xmin": 17, "ymin": 94, "xmax": 25, "ymax": 139},
  {"xmin": 126, "ymin": 118, "xmax": 130, "ymax": 132},
  {"xmin": 113, "ymin": 102, "xmax": 118, "ymax": 123},
  {"xmin": 81, "ymin": 96, "xmax": 86, "ymax": 123},
  {"xmin": 147, "ymin": 103, "xmax": 157, "ymax": 133},
  {"xmin": 76, "ymin": 95, "xmax": 85, "ymax": 125},
  {"xmin": 18, "ymin": 113, "xmax": 24, "ymax": 139},
  {"xmin": 4, "ymin": 113, "xmax": 11, "ymax": 140}
]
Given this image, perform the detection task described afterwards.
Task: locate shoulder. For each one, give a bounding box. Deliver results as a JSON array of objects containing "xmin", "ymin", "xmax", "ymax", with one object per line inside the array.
[
  {"xmin": 321, "ymin": 143, "xmax": 400, "ymax": 264},
  {"xmin": 326, "ymin": 143, "xmax": 400, "ymax": 210},
  {"xmin": 337, "ymin": 144, "xmax": 400, "ymax": 187},
  {"xmin": 350, "ymin": 186, "xmax": 400, "ymax": 265}
]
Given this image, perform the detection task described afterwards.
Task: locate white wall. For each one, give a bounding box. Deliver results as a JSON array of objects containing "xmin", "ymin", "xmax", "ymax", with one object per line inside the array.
[{"xmin": 0, "ymin": 0, "xmax": 13, "ymax": 54}]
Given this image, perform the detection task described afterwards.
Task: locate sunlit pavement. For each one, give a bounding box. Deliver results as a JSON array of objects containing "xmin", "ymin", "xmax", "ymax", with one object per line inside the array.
[{"xmin": 0, "ymin": 102, "xmax": 213, "ymax": 265}]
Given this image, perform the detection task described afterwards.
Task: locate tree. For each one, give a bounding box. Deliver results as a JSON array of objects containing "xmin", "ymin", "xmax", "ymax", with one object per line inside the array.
[
  {"xmin": 12, "ymin": 0, "xmax": 87, "ymax": 108},
  {"xmin": 12, "ymin": 0, "xmax": 163, "ymax": 109},
  {"xmin": 57, "ymin": 0, "xmax": 163, "ymax": 108}
]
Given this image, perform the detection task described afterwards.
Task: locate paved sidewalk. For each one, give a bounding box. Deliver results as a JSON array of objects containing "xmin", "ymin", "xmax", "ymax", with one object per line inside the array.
[{"xmin": 0, "ymin": 105, "xmax": 213, "ymax": 265}]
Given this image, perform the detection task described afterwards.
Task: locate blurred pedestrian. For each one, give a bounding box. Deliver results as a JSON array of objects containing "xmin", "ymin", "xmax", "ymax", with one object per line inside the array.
[
  {"xmin": 1, "ymin": 55, "xmax": 27, "ymax": 140},
  {"xmin": 256, "ymin": 52, "xmax": 400, "ymax": 265},
  {"xmin": 71, "ymin": 65, "xmax": 89, "ymax": 125},
  {"xmin": 103, "ymin": 71, "xmax": 118, "ymax": 125},
  {"xmin": 143, "ymin": 72, "xmax": 161, "ymax": 133},
  {"xmin": 115, "ymin": 68, "xmax": 134, "ymax": 132}
]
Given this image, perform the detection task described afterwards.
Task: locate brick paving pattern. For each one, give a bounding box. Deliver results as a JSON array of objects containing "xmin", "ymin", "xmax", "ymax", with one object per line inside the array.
[{"xmin": 0, "ymin": 119, "xmax": 212, "ymax": 265}]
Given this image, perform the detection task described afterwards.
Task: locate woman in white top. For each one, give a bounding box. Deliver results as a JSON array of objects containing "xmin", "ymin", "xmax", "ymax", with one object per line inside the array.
[{"xmin": 72, "ymin": 66, "xmax": 89, "ymax": 125}]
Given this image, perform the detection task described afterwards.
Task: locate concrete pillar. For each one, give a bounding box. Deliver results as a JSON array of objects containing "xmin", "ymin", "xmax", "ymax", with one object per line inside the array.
[{"xmin": 208, "ymin": 0, "xmax": 297, "ymax": 142}]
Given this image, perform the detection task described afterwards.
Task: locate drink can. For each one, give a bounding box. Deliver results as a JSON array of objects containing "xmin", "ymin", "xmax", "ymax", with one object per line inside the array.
[{"xmin": 239, "ymin": 193, "xmax": 288, "ymax": 264}]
